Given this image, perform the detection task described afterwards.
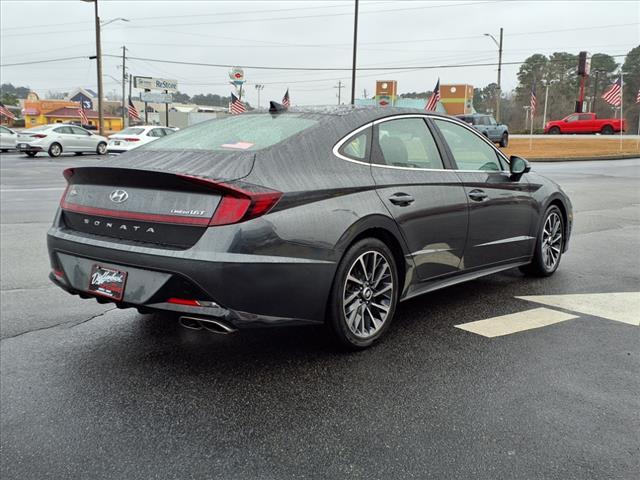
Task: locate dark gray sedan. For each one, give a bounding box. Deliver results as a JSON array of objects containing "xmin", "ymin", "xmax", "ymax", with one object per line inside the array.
[{"xmin": 47, "ymin": 106, "xmax": 572, "ymax": 349}]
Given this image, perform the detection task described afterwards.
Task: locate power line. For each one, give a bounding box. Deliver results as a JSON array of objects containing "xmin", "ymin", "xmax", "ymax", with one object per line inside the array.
[{"xmin": 0, "ymin": 56, "xmax": 88, "ymax": 67}]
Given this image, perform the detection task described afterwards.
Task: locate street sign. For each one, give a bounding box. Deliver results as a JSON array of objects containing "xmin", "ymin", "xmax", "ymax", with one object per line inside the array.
[
  {"xmin": 229, "ymin": 67, "xmax": 245, "ymax": 86},
  {"xmin": 134, "ymin": 76, "xmax": 178, "ymax": 92},
  {"xmin": 140, "ymin": 92, "xmax": 173, "ymax": 103}
]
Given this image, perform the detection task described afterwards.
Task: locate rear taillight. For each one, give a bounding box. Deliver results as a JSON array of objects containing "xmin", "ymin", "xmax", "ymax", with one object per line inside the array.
[
  {"xmin": 32, "ymin": 134, "xmax": 47, "ymax": 138},
  {"xmin": 123, "ymin": 137, "xmax": 140, "ymax": 142},
  {"xmin": 178, "ymin": 174, "xmax": 282, "ymax": 226}
]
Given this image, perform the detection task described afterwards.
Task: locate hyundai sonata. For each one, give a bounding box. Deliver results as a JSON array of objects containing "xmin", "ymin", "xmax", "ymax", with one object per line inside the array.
[{"xmin": 48, "ymin": 106, "xmax": 572, "ymax": 348}]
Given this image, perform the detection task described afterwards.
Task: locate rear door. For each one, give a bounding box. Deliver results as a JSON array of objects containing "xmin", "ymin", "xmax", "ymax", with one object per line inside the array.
[
  {"xmin": 432, "ymin": 118, "xmax": 535, "ymax": 269},
  {"xmin": 53, "ymin": 126, "xmax": 77, "ymax": 151},
  {"xmin": 70, "ymin": 126, "xmax": 94, "ymax": 151},
  {"xmin": 370, "ymin": 116, "xmax": 468, "ymax": 280}
]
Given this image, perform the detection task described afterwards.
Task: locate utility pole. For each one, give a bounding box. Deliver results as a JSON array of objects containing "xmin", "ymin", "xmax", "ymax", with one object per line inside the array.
[
  {"xmin": 350, "ymin": 0, "xmax": 359, "ymax": 105},
  {"xmin": 335, "ymin": 81, "xmax": 344, "ymax": 105},
  {"xmin": 254, "ymin": 84, "xmax": 264, "ymax": 108},
  {"xmin": 542, "ymin": 81, "xmax": 550, "ymax": 129},
  {"xmin": 83, "ymin": 0, "xmax": 105, "ymax": 136},
  {"xmin": 592, "ymin": 70, "xmax": 602, "ymax": 113},
  {"xmin": 128, "ymin": 73, "xmax": 132, "ymax": 123},
  {"xmin": 121, "ymin": 45, "xmax": 127, "ymax": 128},
  {"xmin": 483, "ymin": 28, "xmax": 503, "ymax": 122}
]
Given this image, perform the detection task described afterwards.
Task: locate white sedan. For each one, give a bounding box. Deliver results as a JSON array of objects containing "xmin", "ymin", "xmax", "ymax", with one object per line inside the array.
[
  {"xmin": 107, "ymin": 126, "xmax": 179, "ymax": 153},
  {"xmin": 16, "ymin": 124, "xmax": 108, "ymax": 158},
  {"xmin": 0, "ymin": 125, "xmax": 18, "ymax": 151}
]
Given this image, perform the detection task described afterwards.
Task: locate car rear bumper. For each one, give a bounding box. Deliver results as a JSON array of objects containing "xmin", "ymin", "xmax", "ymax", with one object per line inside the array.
[
  {"xmin": 17, "ymin": 144, "xmax": 44, "ymax": 152},
  {"xmin": 47, "ymin": 228, "xmax": 336, "ymax": 329}
]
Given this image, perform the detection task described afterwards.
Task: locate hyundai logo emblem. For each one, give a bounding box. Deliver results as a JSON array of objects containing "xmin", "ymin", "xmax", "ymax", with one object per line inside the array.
[{"xmin": 109, "ymin": 189, "xmax": 129, "ymax": 203}]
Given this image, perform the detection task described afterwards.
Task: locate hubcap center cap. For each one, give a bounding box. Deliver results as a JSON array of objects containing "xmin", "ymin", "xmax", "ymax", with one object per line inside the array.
[{"xmin": 362, "ymin": 287, "xmax": 373, "ymax": 301}]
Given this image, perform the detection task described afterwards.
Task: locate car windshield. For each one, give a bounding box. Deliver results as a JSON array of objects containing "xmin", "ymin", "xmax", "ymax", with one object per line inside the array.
[
  {"xmin": 141, "ymin": 114, "xmax": 318, "ymax": 152},
  {"xmin": 118, "ymin": 127, "xmax": 145, "ymax": 135}
]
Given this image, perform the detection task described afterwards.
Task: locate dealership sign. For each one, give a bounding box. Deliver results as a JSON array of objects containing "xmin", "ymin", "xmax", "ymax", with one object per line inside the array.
[
  {"xmin": 134, "ymin": 76, "xmax": 178, "ymax": 92},
  {"xmin": 140, "ymin": 92, "xmax": 173, "ymax": 103}
]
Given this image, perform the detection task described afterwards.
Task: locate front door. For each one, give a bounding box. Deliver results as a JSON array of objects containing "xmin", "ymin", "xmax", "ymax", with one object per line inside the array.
[
  {"xmin": 370, "ymin": 116, "xmax": 469, "ymax": 281},
  {"xmin": 70, "ymin": 126, "xmax": 93, "ymax": 151},
  {"xmin": 432, "ymin": 118, "xmax": 536, "ymax": 270}
]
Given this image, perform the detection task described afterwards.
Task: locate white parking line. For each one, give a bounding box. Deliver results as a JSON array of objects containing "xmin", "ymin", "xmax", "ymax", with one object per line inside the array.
[
  {"xmin": 455, "ymin": 307, "xmax": 578, "ymax": 337},
  {"xmin": 516, "ymin": 292, "xmax": 640, "ymax": 326}
]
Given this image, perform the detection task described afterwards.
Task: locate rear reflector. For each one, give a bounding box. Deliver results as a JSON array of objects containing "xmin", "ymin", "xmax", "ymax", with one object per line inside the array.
[
  {"xmin": 32, "ymin": 134, "xmax": 47, "ymax": 139},
  {"xmin": 178, "ymin": 174, "xmax": 282, "ymax": 226},
  {"xmin": 167, "ymin": 297, "xmax": 201, "ymax": 306},
  {"xmin": 123, "ymin": 137, "xmax": 140, "ymax": 142}
]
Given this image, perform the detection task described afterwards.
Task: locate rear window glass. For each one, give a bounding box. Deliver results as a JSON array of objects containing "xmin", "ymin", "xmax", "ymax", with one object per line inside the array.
[
  {"xmin": 118, "ymin": 127, "xmax": 144, "ymax": 135},
  {"xmin": 142, "ymin": 114, "xmax": 318, "ymax": 152}
]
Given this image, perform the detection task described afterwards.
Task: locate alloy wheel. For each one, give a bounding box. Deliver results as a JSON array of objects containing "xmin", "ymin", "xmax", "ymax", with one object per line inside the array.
[
  {"xmin": 342, "ymin": 250, "xmax": 394, "ymax": 339},
  {"xmin": 541, "ymin": 212, "xmax": 562, "ymax": 270}
]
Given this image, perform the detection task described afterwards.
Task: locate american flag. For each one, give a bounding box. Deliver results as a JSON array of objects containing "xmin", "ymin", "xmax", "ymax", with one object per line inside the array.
[
  {"xmin": 0, "ymin": 102, "xmax": 16, "ymax": 120},
  {"xmin": 602, "ymin": 76, "xmax": 622, "ymax": 106},
  {"xmin": 78, "ymin": 103, "xmax": 88, "ymax": 124},
  {"xmin": 636, "ymin": 88, "xmax": 640, "ymax": 104},
  {"xmin": 128, "ymin": 97, "xmax": 141, "ymax": 121},
  {"xmin": 424, "ymin": 79, "xmax": 440, "ymax": 111},
  {"xmin": 229, "ymin": 92, "xmax": 246, "ymax": 114},
  {"xmin": 530, "ymin": 83, "xmax": 537, "ymax": 115},
  {"xmin": 282, "ymin": 89, "xmax": 290, "ymax": 108}
]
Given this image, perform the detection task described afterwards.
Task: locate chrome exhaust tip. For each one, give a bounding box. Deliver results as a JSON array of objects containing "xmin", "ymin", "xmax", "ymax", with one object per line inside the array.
[{"xmin": 179, "ymin": 316, "xmax": 237, "ymax": 335}]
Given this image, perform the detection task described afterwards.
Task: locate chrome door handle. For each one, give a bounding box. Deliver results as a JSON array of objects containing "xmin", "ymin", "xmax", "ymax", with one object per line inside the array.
[
  {"xmin": 468, "ymin": 189, "xmax": 488, "ymax": 201},
  {"xmin": 389, "ymin": 193, "xmax": 415, "ymax": 206}
]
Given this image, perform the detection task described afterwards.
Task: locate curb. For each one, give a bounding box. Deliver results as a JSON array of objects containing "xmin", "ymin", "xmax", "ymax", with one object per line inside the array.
[{"xmin": 526, "ymin": 154, "xmax": 640, "ymax": 162}]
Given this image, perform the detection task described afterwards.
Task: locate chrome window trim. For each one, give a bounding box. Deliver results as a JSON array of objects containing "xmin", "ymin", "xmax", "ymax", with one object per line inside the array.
[{"xmin": 333, "ymin": 113, "xmax": 512, "ymax": 174}]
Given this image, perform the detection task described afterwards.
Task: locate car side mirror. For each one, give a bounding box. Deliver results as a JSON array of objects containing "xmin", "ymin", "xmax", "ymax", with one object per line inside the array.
[{"xmin": 510, "ymin": 156, "xmax": 530, "ymax": 178}]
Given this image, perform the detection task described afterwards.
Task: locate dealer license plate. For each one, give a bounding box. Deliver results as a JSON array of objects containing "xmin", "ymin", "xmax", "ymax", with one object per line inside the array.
[{"xmin": 88, "ymin": 265, "xmax": 127, "ymax": 300}]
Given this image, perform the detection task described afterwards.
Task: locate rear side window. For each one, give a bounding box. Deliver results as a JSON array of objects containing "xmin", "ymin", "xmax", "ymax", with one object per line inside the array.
[
  {"xmin": 339, "ymin": 127, "xmax": 370, "ymax": 161},
  {"xmin": 434, "ymin": 119, "xmax": 503, "ymax": 171},
  {"xmin": 375, "ymin": 118, "xmax": 444, "ymax": 170},
  {"xmin": 143, "ymin": 114, "xmax": 318, "ymax": 152},
  {"xmin": 54, "ymin": 126, "xmax": 73, "ymax": 134}
]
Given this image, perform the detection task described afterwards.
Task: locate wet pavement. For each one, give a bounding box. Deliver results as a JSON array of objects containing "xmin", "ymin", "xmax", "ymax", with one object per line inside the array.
[{"xmin": 1, "ymin": 152, "xmax": 639, "ymax": 479}]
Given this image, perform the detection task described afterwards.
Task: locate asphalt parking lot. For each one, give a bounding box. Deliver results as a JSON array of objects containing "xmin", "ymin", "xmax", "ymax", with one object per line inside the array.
[{"xmin": 1, "ymin": 151, "xmax": 638, "ymax": 479}]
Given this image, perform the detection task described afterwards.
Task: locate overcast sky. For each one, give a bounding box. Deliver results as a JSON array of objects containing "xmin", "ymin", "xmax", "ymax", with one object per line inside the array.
[{"xmin": 1, "ymin": 0, "xmax": 638, "ymax": 106}]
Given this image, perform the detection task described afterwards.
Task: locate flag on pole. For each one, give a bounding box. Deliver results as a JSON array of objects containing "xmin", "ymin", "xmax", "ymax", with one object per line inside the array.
[
  {"xmin": 602, "ymin": 76, "xmax": 622, "ymax": 106},
  {"xmin": 282, "ymin": 89, "xmax": 290, "ymax": 108},
  {"xmin": 424, "ymin": 79, "xmax": 440, "ymax": 111},
  {"xmin": 229, "ymin": 92, "xmax": 246, "ymax": 114},
  {"xmin": 635, "ymin": 88, "xmax": 640, "ymax": 104},
  {"xmin": 530, "ymin": 83, "xmax": 537, "ymax": 116},
  {"xmin": 78, "ymin": 103, "xmax": 88, "ymax": 125},
  {"xmin": 127, "ymin": 97, "xmax": 141, "ymax": 121},
  {"xmin": 0, "ymin": 103, "xmax": 16, "ymax": 120}
]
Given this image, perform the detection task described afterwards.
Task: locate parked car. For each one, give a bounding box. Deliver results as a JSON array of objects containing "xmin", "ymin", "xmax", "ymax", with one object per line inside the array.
[
  {"xmin": 456, "ymin": 113, "xmax": 509, "ymax": 147},
  {"xmin": 16, "ymin": 124, "xmax": 108, "ymax": 157},
  {"xmin": 48, "ymin": 107, "xmax": 572, "ymax": 349},
  {"xmin": 0, "ymin": 125, "xmax": 18, "ymax": 151},
  {"xmin": 69, "ymin": 121, "xmax": 98, "ymax": 131},
  {"xmin": 107, "ymin": 125, "xmax": 179, "ymax": 153},
  {"xmin": 544, "ymin": 112, "xmax": 625, "ymax": 135}
]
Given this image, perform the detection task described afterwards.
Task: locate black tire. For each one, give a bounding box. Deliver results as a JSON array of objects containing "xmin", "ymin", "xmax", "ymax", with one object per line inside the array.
[
  {"xmin": 327, "ymin": 238, "xmax": 399, "ymax": 349},
  {"xmin": 25, "ymin": 152, "xmax": 37, "ymax": 157},
  {"xmin": 548, "ymin": 126, "xmax": 561, "ymax": 135},
  {"xmin": 499, "ymin": 132, "xmax": 509, "ymax": 148},
  {"xmin": 48, "ymin": 143, "xmax": 62, "ymax": 158},
  {"xmin": 601, "ymin": 125, "xmax": 614, "ymax": 135},
  {"xmin": 520, "ymin": 205, "xmax": 564, "ymax": 277},
  {"xmin": 96, "ymin": 142, "xmax": 107, "ymax": 155}
]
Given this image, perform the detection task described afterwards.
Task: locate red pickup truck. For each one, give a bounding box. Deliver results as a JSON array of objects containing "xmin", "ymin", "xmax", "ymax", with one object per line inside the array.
[{"xmin": 544, "ymin": 113, "xmax": 625, "ymax": 135}]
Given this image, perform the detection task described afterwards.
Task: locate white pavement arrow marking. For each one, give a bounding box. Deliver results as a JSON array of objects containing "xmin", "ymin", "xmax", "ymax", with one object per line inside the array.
[
  {"xmin": 455, "ymin": 307, "xmax": 578, "ymax": 338},
  {"xmin": 515, "ymin": 292, "xmax": 640, "ymax": 326}
]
